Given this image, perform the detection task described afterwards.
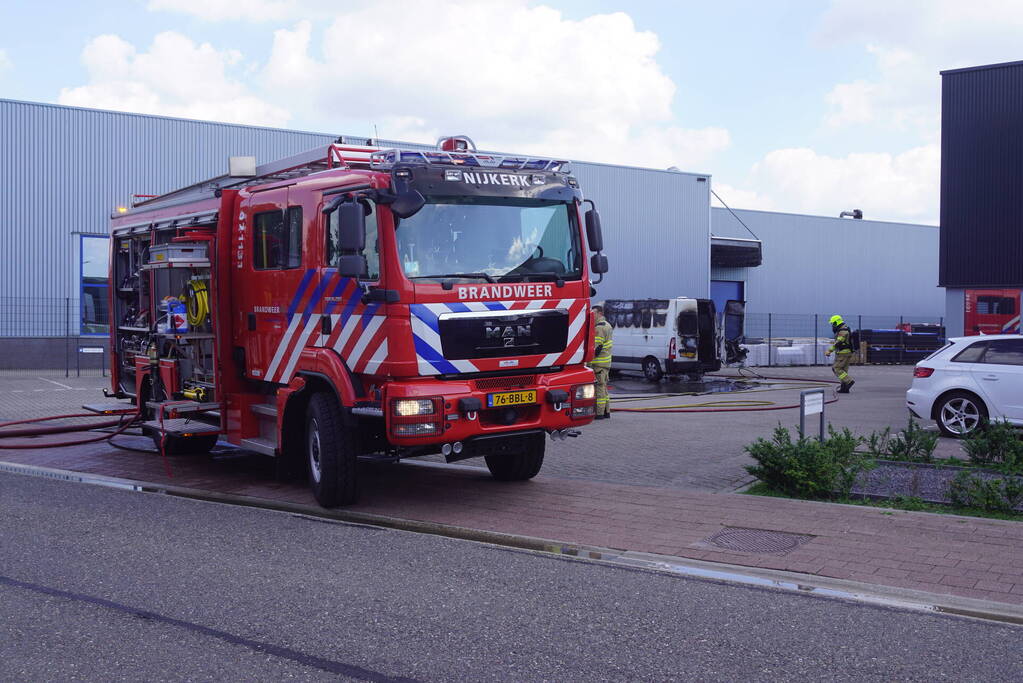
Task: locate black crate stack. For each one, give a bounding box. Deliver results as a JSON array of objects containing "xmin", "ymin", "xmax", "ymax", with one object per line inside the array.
[
  {"xmin": 860, "ymin": 325, "xmax": 945, "ymax": 364},
  {"xmin": 862, "ymin": 329, "xmax": 904, "ymax": 363},
  {"xmin": 903, "ymin": 325, "xmax": 946, "ymax": 364}
]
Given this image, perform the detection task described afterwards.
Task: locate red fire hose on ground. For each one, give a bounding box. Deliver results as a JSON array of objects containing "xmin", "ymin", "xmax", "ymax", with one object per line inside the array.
[
  {"xmin": 0, "ymin": 410, "xmax": 140, "ymax": 447},
  {"xmin": 0, "ymin": 407, "xmax": 180, "ymax": 477}
]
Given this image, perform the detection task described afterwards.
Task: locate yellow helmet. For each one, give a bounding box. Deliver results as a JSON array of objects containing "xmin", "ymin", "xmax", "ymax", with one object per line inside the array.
[{"xmin": 829, "ymin": 315, "xmax": 844, "ymax": 325}]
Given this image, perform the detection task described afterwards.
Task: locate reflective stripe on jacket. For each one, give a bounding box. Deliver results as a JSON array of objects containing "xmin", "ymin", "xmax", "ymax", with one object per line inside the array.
[{"xmin": 591, "ymin": 320, "xmax": 613, "ymax": 367}]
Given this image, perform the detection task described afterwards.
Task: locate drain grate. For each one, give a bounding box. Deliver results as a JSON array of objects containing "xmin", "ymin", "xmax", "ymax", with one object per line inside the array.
[{"xmin": 704, "ymin": 527, "xmax": 813, "ymax": 555}]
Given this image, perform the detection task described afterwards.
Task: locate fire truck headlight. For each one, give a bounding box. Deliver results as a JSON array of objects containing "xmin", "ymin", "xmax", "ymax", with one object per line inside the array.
[
  {"xmin": 392, "ymin": 398, "xmax": 437, "ymax": 417},
  {"xmin": 573, "ymin": 384, "xmax": 595, "ymax": 401}
]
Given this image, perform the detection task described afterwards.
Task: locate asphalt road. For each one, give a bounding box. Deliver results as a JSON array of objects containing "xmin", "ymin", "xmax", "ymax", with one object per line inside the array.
[{"xmin": 1, "ymin": 472, "xmax": 1021, "ymax": 681}]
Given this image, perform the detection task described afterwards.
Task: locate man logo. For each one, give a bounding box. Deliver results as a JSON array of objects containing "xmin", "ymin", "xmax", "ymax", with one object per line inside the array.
[{"xmin": 485, "ymin": 324, "xmax": 532, "ymax": 347}]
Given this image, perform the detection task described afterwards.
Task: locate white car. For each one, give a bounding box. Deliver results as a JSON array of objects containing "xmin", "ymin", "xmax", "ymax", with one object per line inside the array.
[{"xmin": 906, "ymin": 334, "xmax": 1023, "ymax": 437}]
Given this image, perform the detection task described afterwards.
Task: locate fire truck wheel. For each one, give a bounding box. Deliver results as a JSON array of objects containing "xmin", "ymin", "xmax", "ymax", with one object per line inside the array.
[
  {"xmin": 484, "ymin": 434, "xmax": 545, "ymax": 481},
  {"xmin": 306, "ymin": 392, "xmax": 359, "ymax": 507},
  {"xmin": 150, "ymin": 434, "xmax": 217, "ymax": 456},
  {"xmin": 642, "ymin": 357, "xmax": 663, "ymax": 382}
]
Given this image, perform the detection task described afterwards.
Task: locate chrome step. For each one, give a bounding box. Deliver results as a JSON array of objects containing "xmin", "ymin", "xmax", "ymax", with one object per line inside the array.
[
  {"xmin": 142, "ymin": 419, "xmax": 220, "ymax": 437},
  {"xmin": 251, "ymin": 403, "xmax": 278, "ymax": 418},
  {"xmin": 239, "ymin": 437, "xmax": 277, "ymax": 456}
]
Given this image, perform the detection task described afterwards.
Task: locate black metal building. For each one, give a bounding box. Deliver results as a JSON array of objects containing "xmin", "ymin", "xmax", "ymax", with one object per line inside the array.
[{"xmin": 940, "ymin": 60, "xmax": 1023, "ymax": 288}]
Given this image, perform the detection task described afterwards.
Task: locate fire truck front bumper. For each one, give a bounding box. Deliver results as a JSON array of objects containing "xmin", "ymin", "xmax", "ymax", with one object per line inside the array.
[{"xmin": 383, "ymin": 367, "xmax": 596, "ymax": 449}]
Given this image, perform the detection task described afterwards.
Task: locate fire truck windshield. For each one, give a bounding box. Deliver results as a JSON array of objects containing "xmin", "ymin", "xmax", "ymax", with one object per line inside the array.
[{"xmin": 396, "ymin": 197, "xmax": 581, "ymax": 282}]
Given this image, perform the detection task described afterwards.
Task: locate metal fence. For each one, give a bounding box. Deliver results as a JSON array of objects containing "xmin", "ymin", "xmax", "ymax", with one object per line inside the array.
[
  {"xmin": 0, "ymin": 296, "xmax": 947, "ymax": 374},
  {"xmin": 743, "ymin": 312, "xmax": 945, "ymax": 367},
  {"xmin": 0, "ymin": 297, "xmax": 109, "ymax": 376}
]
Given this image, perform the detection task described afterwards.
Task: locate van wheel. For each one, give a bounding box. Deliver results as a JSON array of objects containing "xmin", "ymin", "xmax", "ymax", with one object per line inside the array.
[
  {"xmin": 935, "ymin": 391, "xmax": 987, "ymax": 438},
  {"xmin": 642, "ymin": 357, "xmax": 663, "ymax": 382},
  {"xmin": 306, "ymin": 392, "xmax": 359, "ymax": 507},
  {"xmin": 485, "ymin": 433, "xmax": 545, "ymax": 481}
]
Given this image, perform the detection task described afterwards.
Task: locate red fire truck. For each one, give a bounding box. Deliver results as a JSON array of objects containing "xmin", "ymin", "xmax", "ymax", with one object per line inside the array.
[
  {"xmin": 964, "ymin": 288, "xmax": 1021, "ymax": 335},
  {"xmin": 105, "ymin": 136, "xmax": 608, "ymax": 506}
]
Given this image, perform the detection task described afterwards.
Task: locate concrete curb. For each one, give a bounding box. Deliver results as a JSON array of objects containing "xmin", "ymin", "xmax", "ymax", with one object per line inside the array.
[{"xmin": 2, "ymin": 458, "xmax": 1022, "ymax": 627}]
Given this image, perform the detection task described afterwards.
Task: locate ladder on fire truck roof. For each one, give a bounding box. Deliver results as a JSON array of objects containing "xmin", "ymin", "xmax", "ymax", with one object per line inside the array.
[{"xmin": 129, "ymin": 136, "xmax": 569, "ymax": 213}]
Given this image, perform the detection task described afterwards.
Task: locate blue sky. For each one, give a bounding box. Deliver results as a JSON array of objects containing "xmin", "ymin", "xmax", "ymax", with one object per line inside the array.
[{"xmin": 2, "ymin": 0, "xmax": 1022, "ymax": 224}]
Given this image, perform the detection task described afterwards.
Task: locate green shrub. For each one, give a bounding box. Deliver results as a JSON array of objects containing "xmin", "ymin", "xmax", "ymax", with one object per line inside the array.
[
  {"xmin": 887, "ymin": 417, "xmax": 938, "ymax": 463},
  {"xmin": 745, "ymin": 425, "xmax": 871, "ymax": 500},
  {"xmin": 947, "ymin": 471, "xmax": 1023, "ymax": 513},
  {"xmin": 961, "ymin": 420, "xmax": 1023, "ymax": 473},
  {"xmin": 864, "ymin": 417, "xmax": 937, "ymax": 463}
]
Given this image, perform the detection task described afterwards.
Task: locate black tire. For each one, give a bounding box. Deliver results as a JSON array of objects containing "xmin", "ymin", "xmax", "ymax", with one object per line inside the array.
[
  {"xmin": 642, "ymin": 357, "xmax": 663, "ymax": 382},
  {"xmin": 306, "ymin": 392, "xmax": 359, "ymax": 507},
  {"xmin": 150, "ymin": 433, "xmax": 218, "ymax": 456},
  {"xmin": 484, "ymin": 433, "xmax": 545, "ymax": 481},
  {"xmin": 935, "ymin": 391, "xmax": 988, "ymax": 438}
]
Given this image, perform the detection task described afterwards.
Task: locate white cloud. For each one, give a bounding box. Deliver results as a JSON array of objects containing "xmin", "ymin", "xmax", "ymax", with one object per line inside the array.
[
  {"xmin": 711, "ymin": 183, "xmax": 776, "ymax": 214},
  {"xmin": 819, "ymin": 0, "xmax": 1023, "ymax": 141},
  {"xmin": 0, "ymin": 49, "xmax": 11, "ymax": 75},
  {"xmin": 260, "ymin": 2, "xmax": 729, "ymax": 169},
  {"xmin": 147, "ymin": 0, "xmax": 303, "ymax": 22},
  {"xmin": 725, "ymin": 144, "xmax": 940, "ymax": 224},
  {"xmin": 58, "ymin": 32, "xmax": 289, "ymax": 127},
  {"xmin": 727, "ymin": 0, "xmax": 1021, "ymax": 223}
]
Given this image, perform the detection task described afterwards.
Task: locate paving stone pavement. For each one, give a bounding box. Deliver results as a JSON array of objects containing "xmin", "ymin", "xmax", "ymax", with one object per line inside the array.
[
  {"xmin": 0, "ymin": 365, "xmax": 963, "ymax": 493},
  {"xmin": 2, "ymin": 436, "xmax": 1022, "ymax": 609},
  {"xmin": 423, "ymin": 364, "xmax": 963, "ymax": 490}
]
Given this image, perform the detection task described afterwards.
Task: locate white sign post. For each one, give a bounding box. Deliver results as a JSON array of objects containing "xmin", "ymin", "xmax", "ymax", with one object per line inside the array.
[{"xmin": 800, "ymin": 389, "xmax": 826, "ymax": 441}]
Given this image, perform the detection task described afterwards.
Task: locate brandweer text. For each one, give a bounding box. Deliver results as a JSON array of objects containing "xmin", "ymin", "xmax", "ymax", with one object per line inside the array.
[{"xmin": 457, "ymin": 284, "xmax": 554, "ymax": 300}]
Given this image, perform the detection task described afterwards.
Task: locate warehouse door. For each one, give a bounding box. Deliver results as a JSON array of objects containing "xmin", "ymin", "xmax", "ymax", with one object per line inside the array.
[{"xmin": 711, "ymin": 280, "xmax": 744, "ymax": 315}]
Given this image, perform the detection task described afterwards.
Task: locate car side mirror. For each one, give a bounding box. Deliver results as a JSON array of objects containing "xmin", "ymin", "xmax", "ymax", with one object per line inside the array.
[
  {"xmin": 390, "ymin": 190, "xmax": 426, "ymax": 219},
  {"xmin": 590, "ymin": 253, "xmax": 608, "ymax": 275},
  {"xmin": 585, "ymin": 208, "xmax": 604, "ymax": 252}
]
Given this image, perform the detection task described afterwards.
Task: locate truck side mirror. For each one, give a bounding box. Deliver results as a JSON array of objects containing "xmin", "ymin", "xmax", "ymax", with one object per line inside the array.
[
  {"xmin": 336, "ymin": 202, "xmax": 366, "ymax": 251},
  {"xmin": 590, "ymin": 253, "xmax": 608, "ymax": 275},
  {"xmin": 585, "ymin": 208, "xmax": 604, "ymax": 252},
  {"xmin": 338, "ymin": 254, "xmax": 368, "ymax": 279},
  {"xmin": 390, "ymin": 190, "xmax": 426, "ymax": 219}
]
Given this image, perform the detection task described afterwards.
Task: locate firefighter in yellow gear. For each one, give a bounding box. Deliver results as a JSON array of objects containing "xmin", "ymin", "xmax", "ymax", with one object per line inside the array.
[
  {"xmin": 588, "ymin": 305, "xmax": 614, "ymax": 419},
  {"xmin": 824, "ymin": 314, "xmax": 856, "ymax": 393}
]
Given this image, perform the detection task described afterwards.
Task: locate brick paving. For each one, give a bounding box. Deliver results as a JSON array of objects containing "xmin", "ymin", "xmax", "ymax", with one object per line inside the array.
[
  {"xmin": 0, "ymin": 366, "xmax": 961, "ymax": 492},
  {"xmin": 2, "ymin": 436, "xmax": 1022, "ymax": 608}
]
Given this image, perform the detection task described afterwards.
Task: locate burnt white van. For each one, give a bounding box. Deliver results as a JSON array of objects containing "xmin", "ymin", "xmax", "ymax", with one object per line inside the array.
[{"xmin": 604, "ymin": 298, "xmax": 746, "ymax": 381}]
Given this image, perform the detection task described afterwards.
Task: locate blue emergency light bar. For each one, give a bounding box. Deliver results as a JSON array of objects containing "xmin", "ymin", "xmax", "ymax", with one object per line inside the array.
[{"xmin": 369, "ymin": 148, "xmax": 567, "ymax": 173}]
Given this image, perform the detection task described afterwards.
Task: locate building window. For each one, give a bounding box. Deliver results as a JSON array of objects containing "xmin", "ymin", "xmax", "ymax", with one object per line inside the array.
[{"xmin": 81, "ymin": 235, "xmax": 110, "ymax": 336}]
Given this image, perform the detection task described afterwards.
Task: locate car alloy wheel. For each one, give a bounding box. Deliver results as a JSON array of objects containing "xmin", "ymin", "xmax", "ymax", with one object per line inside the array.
[{"xmin": 940, "ymin": 397, "xmax": 981, "ymax": 436}]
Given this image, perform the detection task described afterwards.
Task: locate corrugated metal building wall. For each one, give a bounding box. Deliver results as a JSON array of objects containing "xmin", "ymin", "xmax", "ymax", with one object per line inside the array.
[
  {"xmin": 0, "ymin": 98, "xmax": 710, "ymax": 336},
  {"xmin": 711, "ymin": 207, "xmax": 943, "ymax": 321},
  {"xmin": 0, "ymin": 98, "xmax": 340, "ymax": 335},
  {"xmin": 4, "ymin": 98, "xmax": 943, "ymax": 342},
  {"xmin": 573, "ymin": 165, "xmax": 709, "ymax": 302}
]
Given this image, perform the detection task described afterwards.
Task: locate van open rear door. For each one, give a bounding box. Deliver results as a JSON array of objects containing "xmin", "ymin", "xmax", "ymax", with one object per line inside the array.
[{"xmin": 722, "ymin": 300, "xmax": 747, "ymax": 365}]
